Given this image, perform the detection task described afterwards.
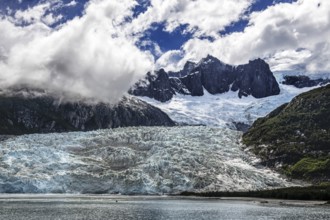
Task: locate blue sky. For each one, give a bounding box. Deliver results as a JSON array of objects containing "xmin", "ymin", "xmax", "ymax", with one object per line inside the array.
[
  {"xmin": 0, "ymin": 0, "xmax": 329, "ymax": 101},
  {"xmin": 0, "ymin": 0, "xmax": 299, "ymax": 54},
  {"xmin": 136, "ymin": 0, "xmax": 299, "ymax": 52}
]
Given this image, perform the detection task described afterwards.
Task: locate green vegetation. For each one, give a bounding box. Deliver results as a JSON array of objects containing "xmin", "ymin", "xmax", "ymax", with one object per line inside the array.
[
  {"xmin": 180, "ymin": 184, "xmax": 330, "ymax": 201},
  {"xmin": 288, "ymin": 157, "xmax": 330, "ymax": 180},
  {"xmin": 243, "ymin": 84, "xmax": 330, "ymax": 182}
]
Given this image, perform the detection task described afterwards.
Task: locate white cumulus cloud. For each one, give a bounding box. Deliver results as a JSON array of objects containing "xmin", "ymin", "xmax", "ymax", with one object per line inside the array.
[
  {"xmin": 157, "ymin": 0, "xmax": 330, "ymax": 73},
  {"xmin": 0, "ymin": 0, "xmax": 154, "ymax": 103},
  {"xmin": 128, "ymin": 0, "xmax": 254, "ymax": 38}
]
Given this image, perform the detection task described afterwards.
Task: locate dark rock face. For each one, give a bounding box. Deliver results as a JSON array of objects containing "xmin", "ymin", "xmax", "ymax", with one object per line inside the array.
[
  {"xmin": 198, "ymin": 55, "xmax": 237, "ymax": 94},
  {"xmin": 232, "ymin": 59, "xmax": 280, "ymax": 98},
  {"xmin": 129, "ymin": 69, "xmax": 175, "ymax": 102},
  {"xmin": 282, "ymin": 75, "xmax": 330, "ymax": 88},
  {"xmin": 180, "ymin": 71, "xmax": 204, "ymax": 96},
  {"xmin": 233, "ymin": 122, "xmax": 251, "ymax": 133},
  {"xmin": 130, "ymin": 55, "xmax": 280, "ymax": 102},
  {"xmin": 168, "ymin": 61, "xmax": 196, "ymax": 78},
  {"xmin": 0, "ymin": 91, "xmax": 175, "ymax": 135},
  {"xmin": 169, "ymin": 77, "xmax": 191, "ymax": 95},
  {"xmin": 243, "ymin": 85, "xmax": 330, "ymax": 182}
]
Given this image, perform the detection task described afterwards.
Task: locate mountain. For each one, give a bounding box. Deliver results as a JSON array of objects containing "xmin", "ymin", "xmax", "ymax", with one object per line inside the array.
[
  {"xmin": 0, "ymin": 89, "xmax": 175, "ymax": 135},
  {"xmin": 128, "ymin": 69, "xmax": 176, "ymax": 102},
  {"xmin": 129, "ymin": 55, "xmax": 280, "ymax": 102},
  {"xmin": 231, "ymin": 58, "xmax": 280, "ymax": 98},
  {"xmin": 168, "ymin": 61, "xmax": 197, "ymax": 78},
  {"xmin": 282, "ymin": 75, "xmax": 330, "ymax": 88},
  {"xmin": 243, "ymin": 84, "xmax": 330, "ymax": 182},
  {"xmin": 137, "ymin": 71, "xmax": 320, "ymax": 129}
]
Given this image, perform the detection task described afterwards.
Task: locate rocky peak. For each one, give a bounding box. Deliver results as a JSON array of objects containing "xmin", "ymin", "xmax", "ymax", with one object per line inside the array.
[
  {"xmin": 129, "ymin": 69, "xmax": 175, "ymax": 102},
  {"xmin": 195, "ymin": 56, "xmax": 236, "ymax": 94},
  {"xmin": 182, "ymin": 61, "xmax": 197, "ymax": 75},
  {"xmin": 282, "ymin": 75, "xmax": 330, "ymax": 88},
  {"xmin": 248, "ymin": 58, "xmax": 269, "ymax": 67},
  {"xmin": 201, "ymin": 54, "xmax": 219, "ymax": 62},
  {"xmin": 199, "ymin": 55, "xmax": 225, "ymax": 67},
  {"xmin": 232, "ymin": 59, "xmax": 280, "ymax": 98},
  {"xmin": 168, "ymin": 61, "xmax": 197, "ymax": 78},
  {"xmin": 129, "ymin": 55, "xmax": 280, "ymax": 101},
  {"xmin": 156, "ymin": 68, "xmax": 167, "ymax": 77}
]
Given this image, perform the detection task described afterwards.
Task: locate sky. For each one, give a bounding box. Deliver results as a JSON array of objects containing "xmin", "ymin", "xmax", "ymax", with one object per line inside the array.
[{"xmin": 0, "ymin": 0, "xmax": 329, "ymax": 102}]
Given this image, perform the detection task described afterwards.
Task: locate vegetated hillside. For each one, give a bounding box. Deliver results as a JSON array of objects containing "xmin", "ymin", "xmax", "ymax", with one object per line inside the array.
[
  {"xmin": 243, "ymin": 84, "xmax": 330, "ymax": 182},
  {"xmin": 0, "ymin": 89, "xmax": 175, "ymax": 135}
]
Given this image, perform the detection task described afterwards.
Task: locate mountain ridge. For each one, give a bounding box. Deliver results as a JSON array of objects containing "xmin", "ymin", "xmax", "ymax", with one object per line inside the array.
[
  {"xmin": 129, "ymin": 55, "xmax": 280, "ymax": 102},
  {"xmin": 0, "ymin": 88, "xmax": 175, "ymax": 135}
]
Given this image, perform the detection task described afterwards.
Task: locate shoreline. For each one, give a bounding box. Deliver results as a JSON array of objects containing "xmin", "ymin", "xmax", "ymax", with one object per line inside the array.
[{"xmin": 0, "ymin": 194, "xmax": 327, "ymax": 206}]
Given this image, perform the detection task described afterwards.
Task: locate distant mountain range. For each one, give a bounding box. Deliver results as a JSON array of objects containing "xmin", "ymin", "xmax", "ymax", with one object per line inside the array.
[
  {"xmin": 282, "ymin": 75, "xmax": 330, "ymax": 88},
  {"xmin": 129, "ymin": 55, "xmax": 280, "ymax": 102}
]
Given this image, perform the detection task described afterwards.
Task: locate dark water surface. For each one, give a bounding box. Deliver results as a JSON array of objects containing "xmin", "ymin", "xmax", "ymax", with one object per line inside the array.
[{"xmin": 0, "ymin": 195, "xmax": 329, "ymax": 220}]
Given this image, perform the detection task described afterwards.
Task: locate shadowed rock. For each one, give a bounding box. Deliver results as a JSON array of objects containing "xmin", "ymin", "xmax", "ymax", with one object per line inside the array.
[
  {"xmin": 282, "ymin": 75, "xmax": 330, "ymax": 88},
  {"xmin": 129, "ymin": 69, "xmax": 175, "ymax": 102},
  {"xmin": 231, "ymin": 59, "xmax": 280, "ymax": 98},
  {"xmin": 130, "ymin": 55, "xmax": 280, "ymax": 102},
  {"xmin": 199, "ymin": 55, "xmax": 237, "ymax": 95},
  {"xmin": 0, "ymin": 89, "xmax": 175, "ymax": 135}
]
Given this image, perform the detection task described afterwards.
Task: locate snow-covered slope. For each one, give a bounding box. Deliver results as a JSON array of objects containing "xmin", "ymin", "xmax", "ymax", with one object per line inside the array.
[
  {"xmin": 139, "ymin": 73, "xmax": 324, "ymax": 128},
  {"xmin": 0, "ymin": 126, "xmax": 292, "ymax": 194}
]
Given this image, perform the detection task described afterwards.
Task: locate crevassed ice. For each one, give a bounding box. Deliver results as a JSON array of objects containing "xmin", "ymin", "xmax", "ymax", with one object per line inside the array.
[{"xmin": 0, "ymin": 126, "xmax": 292, "ymax": 194}]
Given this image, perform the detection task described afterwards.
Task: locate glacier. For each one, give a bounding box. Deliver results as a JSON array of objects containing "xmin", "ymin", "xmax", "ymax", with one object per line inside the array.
[
  {"xmin": 0, "ymin": 126, "xmax": 292, "ymax": 194},
  {"xmin": 139, "ymin": 72, "xmax": 325, "ymax": 128}
]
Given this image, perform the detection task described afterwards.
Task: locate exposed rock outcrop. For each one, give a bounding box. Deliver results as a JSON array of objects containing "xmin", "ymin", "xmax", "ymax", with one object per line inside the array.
[
  {"xmin": 169, "ymin": 77, "xmax": 191, "ymax": 95},
  {"xmin": 282, "ymin": 75, "xmax": 330, "ymax": 88},
  {"xmin": 180, "ymin": 71, "xmax": 204, "ymax": 96},
  {"xmin": 168, "ymin": 61, "xmax": 197, "ymax": 78},
  {"xmin": 130, "ymin": 55, "xmax": 280, "ymax": 102},
  {"xmin": 198, "ymin": 55, "xmax": 237, "ymax": 95},
  {"xmin": 232, "ymin": 59, "xmax": 280, "ymax": 98},
  {"xmin": 129, "ymin": 69, "xmax": 175, "ymax": 102}
]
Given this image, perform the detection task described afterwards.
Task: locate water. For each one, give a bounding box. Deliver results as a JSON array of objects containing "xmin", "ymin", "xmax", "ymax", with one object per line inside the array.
[{"xmin": 0, "ymin": 196, "xmax": 329, "ymax": 220}]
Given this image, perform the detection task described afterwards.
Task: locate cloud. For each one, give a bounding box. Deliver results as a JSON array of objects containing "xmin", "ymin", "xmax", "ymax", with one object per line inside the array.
[
  {"xmin": 156, "ymin": 50, "xmax": 183, "ymax": 71},
  {"xmin": 42, "ymin": 13, "xmax": 63, "ymax": 26},
  {"xmin": 1, "ymin": 0, "xmax": 329, "ymax": 103},
  {"xmin": 157, "ymin": 0, "xmax": 330, "ymax": 73},
  {"xmin": 128, "ymin": 0, "xmax": 254, "ymax": 38},
  {"xmin": 10, "ymin": 0, "xmax": 80, "ymax": 26},
  {"xmin": 66, "ymin": 1, "xmax": 77, "ymax": 7},
  {"xmin": 13, "ymin": 2, "xmax": 51, "ymax": 25},
  {"xmin": 0, "ymin": 0, "xmax": 154, "ymax": 103}
]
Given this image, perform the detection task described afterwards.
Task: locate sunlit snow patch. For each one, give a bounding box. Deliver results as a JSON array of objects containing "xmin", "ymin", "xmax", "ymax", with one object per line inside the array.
[{"xmin": 139, "ymin": 73, "xmax": 324, "ymax": 128}]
